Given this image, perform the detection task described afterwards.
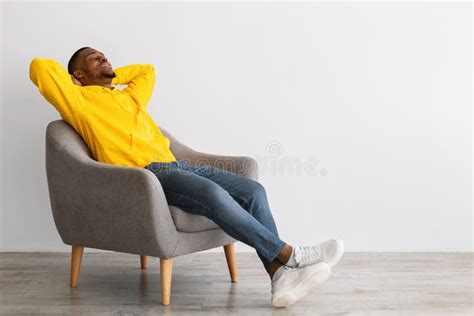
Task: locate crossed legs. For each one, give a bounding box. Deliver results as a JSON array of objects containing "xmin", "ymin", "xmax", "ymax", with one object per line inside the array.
[{"xmin": 144, "ymin": 160, "xmax": 294, "ymax": 279}]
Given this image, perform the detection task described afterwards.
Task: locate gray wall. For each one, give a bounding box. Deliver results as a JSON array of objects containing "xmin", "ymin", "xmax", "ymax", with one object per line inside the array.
[{"xmin": 1, "ymin": 2, "xmax": 471, "ymax": 252}]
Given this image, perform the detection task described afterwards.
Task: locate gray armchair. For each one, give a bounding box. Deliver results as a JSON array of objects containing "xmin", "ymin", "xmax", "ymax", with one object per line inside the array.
[{"xmin": 45, "ymin": 119, "xmax": 258, "ymax": 305}]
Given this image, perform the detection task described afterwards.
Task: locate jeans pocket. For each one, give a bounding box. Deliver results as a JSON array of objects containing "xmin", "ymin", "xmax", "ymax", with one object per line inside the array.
[
  {"xmin": 147, "ymin": 161, "xmax": 176, "ymax": 173},
  {"xmin": 177, "ymin": 159, "xmax": 190, "ymax": 169}
]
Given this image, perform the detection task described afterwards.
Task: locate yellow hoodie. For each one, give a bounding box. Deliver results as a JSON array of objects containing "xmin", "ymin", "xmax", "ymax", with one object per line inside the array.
[{"xmin": 29, "ymin": 58, "xmax": 177, "ymax": 168}]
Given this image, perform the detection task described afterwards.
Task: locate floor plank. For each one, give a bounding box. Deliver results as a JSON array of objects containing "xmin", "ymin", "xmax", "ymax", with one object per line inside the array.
[{"xmin": 0, "ymin": 251, "xmax": 472, "ymax": 315}]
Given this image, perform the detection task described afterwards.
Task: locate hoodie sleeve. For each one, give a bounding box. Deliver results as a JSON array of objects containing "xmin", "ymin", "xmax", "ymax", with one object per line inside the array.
[
  {"xmin": 111, "ymin": 64, "xmax": 156, "ymax": 110},
  {"xmin": 29, "ymin": 58, "xmax": 85, "ymax": 117}
]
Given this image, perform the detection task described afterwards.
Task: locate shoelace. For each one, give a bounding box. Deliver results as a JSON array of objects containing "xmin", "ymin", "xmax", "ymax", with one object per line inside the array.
[{"xmin": 295, "ymin": 245, "xmax": 322, "ymax": 266}]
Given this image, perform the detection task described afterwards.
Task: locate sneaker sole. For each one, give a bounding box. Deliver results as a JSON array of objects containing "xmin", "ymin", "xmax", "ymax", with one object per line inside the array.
[
  {"xmin": 327, "ymin": 239, "xmax": 344, "ymax": 268},
  {"xmin": 272, "ymin": 262, "xmax": 331, "ymax": 308}
]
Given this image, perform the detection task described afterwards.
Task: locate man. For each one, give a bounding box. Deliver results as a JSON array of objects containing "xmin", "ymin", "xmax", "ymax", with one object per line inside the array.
[{"xmin": 29, "ymin": 47, "xmax": 344, "ymax": 308}]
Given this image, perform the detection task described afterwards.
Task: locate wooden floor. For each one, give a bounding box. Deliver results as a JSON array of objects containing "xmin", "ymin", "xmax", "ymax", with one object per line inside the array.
[{"xmin": 0, "ymin": 251, "xmax": 472, "ymax": 315}]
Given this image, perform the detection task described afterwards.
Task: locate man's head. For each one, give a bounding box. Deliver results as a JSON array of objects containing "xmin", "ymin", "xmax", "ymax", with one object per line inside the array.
[{"xmin": 67, "ymin": 47, "xmax": 116, "ymax": 87}]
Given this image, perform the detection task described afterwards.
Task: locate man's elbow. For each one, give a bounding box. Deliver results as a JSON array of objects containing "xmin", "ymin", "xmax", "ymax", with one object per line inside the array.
[
  {"xmin": 30, "ymin": 58, "xmax": 46, "ymax": 70},
  {"xmin": 147, "ymin": 64, "xmax": 156, "ymax": 83},
  {"xmin": 147, "ymin": 64, "xmax": 155, "ymax": 75},
  {"xmin": 29, "ymin": 58, "xmax": 43, "ymax": 86}
]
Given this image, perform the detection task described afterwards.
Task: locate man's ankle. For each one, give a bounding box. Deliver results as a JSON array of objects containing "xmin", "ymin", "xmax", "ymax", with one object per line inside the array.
[
  {"xmin": 276, "ymin": 244, "xmax": 293, "ymax": 264},
  {"xmin": 268, "ymin": 261, "xmax": 284, "ymax": 280}
]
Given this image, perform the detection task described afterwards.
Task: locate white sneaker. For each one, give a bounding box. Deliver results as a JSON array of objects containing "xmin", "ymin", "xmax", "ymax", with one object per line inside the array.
[
  {"xmin": 289, "ymin": 239, "xmax": 344, "ymax": 268},
  {"xmin": 271, "ymin": 262, "xmax": 331, "ymax": 308}
]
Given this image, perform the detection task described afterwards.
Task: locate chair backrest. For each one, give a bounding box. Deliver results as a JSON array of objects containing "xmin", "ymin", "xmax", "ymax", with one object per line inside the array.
[
  {"xmin": 45, "ymin": 120, "xmax": 97, "ymax": 247},
  {"xmin": 46, "ymin": 120, "xmax": 93, "ymax": 162},
  {"xmin": 45, "ymin": 120, "xmax": 177, "ymax": 255}
]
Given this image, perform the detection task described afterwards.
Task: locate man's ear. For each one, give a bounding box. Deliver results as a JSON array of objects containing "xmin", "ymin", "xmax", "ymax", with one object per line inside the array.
[
  {"xmin": 72, "ymin": 70, "xmax": 83, "ymax": 80},
  {"xmin": 71, "ymin": 72, "xmax": 83, "ymax": 86}
]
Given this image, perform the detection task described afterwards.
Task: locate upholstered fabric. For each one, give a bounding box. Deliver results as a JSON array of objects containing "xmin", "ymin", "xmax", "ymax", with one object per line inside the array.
[
  {"xmin": 160, "ymin": 128, "xmax": 259, "ymax": 181},
  {"xmin": 169, "ymin": 205, "xmax": 219, "ymax": 232},
  {"xmin": 45, "ymin": 120, "xmax": 258, "ymax": 258}
]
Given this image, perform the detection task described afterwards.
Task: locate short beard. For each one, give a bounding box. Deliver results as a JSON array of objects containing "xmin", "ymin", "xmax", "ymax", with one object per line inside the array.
[
  {"xmin": 103, "ymin": 71, "xmax": 116, "ymax": 79},
  {"xmin": 83, "ymin": 69, "xmax": 116, "ymax": 81}
]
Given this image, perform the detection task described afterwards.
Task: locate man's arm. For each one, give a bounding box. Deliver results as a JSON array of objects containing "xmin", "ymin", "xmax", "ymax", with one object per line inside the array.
[
  {"xmin": 29, "ymin": 58, "xmax": 85, "ymax": 117},
  {"xmin": 111, "ymin": 64, "xmax": 156, "ymax": 111}
]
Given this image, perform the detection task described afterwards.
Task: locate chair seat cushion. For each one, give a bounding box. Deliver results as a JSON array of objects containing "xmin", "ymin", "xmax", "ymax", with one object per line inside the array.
[{"xmin": 168, "ymin": 205, "xmax": 219, "ymax": 232}]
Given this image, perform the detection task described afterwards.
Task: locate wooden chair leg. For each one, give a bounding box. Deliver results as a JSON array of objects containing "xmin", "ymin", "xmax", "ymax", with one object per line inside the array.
[
  {"xmin": 140, "ymin": 256, "xmax": 148, "ymax": 269},
  {"xmin": 224, "ymin": 243, "xmax": 238, "ymax": 283},
  {"xmin": 70, "ymin": 245, "xmax": 84, "ymax": 288},
  {"xmin": 160, "ymin": 258, "xmax": 174, "ymax": 305}
]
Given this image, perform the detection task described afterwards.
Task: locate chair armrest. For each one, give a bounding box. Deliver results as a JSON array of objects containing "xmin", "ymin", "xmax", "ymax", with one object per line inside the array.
[
  {"xmin": 160, "ymin": 127, "xmax": 258, "ymax": 181},
  {"xmin": 187, "ymin": 150, "xmax": 259, "ymax": 181},
  {"xmin": 46, "ymin": 135, "xmax": 178, "ymax": 257}
]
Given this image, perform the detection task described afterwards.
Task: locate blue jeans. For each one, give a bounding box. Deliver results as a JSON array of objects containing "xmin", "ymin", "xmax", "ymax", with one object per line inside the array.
[{"xmin": 144, "ymin": 159, "xmax": 286, "ymax": 271}]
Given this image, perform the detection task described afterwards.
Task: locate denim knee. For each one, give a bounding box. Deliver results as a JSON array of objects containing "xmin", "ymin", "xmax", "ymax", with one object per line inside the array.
[
  {"xmin": 196, "ymin": 181, "xmax": 234, "ymax": 217},
  {"xmin": 251, "ymin": 181, "xmax": 267, "ymax": 200},
  {"xmin": 240, "ymin": 181, "xmax": 268, "ymax": 211}
]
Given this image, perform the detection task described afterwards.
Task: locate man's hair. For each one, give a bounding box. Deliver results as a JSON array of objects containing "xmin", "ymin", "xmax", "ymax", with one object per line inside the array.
[{"xmin": 67, "ymin": 46, "xmax": 91, "ymax": 75}]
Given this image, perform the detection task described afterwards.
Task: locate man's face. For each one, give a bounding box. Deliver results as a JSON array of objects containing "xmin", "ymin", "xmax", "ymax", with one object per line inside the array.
[{"xmin": 75, "ymin": 48, "xmax": 115, "ymax": 83}]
